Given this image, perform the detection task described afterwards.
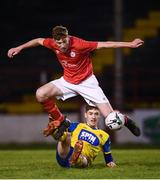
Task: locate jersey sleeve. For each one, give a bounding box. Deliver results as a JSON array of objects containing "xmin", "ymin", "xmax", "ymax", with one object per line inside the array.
[
  {"xmin": 103, "ymin": 137, "xmax": 113, "ymax": 164},
  {"xmin": 68, "ymin": 122, "xmax": 79, "ymax": 132},
  {"xmin": 76, "ymin": 38, "xmax": 98, "ymax": 52},
  {"xmin": 43, "ymin": 38, "xmax": 55, "ymax": 49}
]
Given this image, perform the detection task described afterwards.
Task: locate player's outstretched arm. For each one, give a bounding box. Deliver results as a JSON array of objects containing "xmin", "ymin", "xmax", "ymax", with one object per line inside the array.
[
  {"xmin": 7, "ymin": 38, "xmax": 44, "ymax": 58},
  {"xmin": 97, "ymin": 38, "xmax": 144, "ymax": 49}
]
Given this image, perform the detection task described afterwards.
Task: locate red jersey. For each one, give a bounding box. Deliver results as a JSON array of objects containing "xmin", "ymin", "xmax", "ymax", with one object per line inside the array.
[{"xmin": 43, "ymin": 36, "xmax": 98, "ymax": 84}]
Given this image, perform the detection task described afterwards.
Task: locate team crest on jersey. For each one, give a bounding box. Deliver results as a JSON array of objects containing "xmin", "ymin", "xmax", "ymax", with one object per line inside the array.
[
  {"xmin": 70, "ymin": 51, "xmax": 76, "ymax": 57},
  {"xmin": 78, "ymin": 129, "xmax": 99, "ymax": 146}
]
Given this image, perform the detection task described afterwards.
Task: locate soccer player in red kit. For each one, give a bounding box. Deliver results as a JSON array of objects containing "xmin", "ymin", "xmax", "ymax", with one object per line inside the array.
[{"xmin": 8, "ymin": 25, "xmax": 144, "ymax": 139}]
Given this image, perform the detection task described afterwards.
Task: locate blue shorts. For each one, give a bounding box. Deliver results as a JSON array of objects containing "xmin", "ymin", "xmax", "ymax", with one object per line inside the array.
[{"xmin": 56, "ymin": 147, "xmax": 74, "ymax": 168}]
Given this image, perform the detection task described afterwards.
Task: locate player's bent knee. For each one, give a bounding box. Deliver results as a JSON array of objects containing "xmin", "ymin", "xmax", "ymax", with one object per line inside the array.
[{"xmin": 36, "ymin": 88, "xmax": 47, "ymax": 102}]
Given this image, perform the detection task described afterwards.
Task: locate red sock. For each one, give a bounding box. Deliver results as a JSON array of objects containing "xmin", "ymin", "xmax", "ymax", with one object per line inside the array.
[{"xmin": 42, "ymin": 99, "xmax": 64, "ymax": 122}]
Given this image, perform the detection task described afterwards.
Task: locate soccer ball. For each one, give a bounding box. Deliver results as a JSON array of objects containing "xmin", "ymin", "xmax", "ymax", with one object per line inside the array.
[{"xmin": 105, "ymin": 111, "xmax": 125, "ymax": 130}]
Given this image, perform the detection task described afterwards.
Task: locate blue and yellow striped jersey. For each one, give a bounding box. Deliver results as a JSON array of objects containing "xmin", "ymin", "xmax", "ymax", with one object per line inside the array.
[{"xmin": 68, "ymin": 122, "xmax": 113, "ymax": 164}]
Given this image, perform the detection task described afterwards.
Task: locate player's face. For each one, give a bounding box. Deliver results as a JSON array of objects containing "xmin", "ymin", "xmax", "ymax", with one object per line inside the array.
[
  {"xmin": 85, "ymin": 109, "xmax": 100, "ymax": 128},
  {"xmin": 55, "ymin": 36, "xmax": 70, "ymax": 52}
]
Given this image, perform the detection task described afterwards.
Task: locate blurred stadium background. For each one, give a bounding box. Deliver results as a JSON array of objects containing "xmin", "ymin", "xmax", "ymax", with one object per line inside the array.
[{"xmin": 0, "ymin": 0, "xmax": 160, "ymax": 145}]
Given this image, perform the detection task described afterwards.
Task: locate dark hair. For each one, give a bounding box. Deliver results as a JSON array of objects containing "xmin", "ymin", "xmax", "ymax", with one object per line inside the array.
[
  {"xmin": 85, "ymin": 105, "xmax": 99, "ymax": 112},
  {"xmin": 52, "ymin": 25, "xmax": 68, "ymax": 40}
]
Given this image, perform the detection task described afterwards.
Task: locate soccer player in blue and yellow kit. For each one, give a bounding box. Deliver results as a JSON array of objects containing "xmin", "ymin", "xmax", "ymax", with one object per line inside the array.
[{"xmin": 54, "ymin": 105, "xmax": 116, "ymax": 168}]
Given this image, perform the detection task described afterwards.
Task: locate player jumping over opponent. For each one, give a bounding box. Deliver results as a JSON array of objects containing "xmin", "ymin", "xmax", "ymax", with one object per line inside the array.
[{"xmin": 7, "ymin": 25, "xmax": 144, "ymax": 139}]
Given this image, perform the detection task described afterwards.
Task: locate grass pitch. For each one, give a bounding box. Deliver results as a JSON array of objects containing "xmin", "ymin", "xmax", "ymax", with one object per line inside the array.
[{"xmin": 0, "ymin": 145, "xmax": 160, "ymax": 179}]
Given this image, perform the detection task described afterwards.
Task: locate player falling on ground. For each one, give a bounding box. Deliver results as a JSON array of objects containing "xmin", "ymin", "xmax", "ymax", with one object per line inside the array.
[
  {"xmin": 7, "ymin": 25, "xmax": 144, "ymax": 139},
  {"xmin": 54, "ymin": 105, "xmax": 116, "ymax": 168}
]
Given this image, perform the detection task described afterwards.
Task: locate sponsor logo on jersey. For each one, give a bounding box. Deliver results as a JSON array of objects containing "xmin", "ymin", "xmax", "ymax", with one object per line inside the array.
[
  {"xmin": 61, "ymin": 60, "xmax": 81, "ymax": 68},
  {"xmin": 78, "ymin": 129, "xmax": 99, "ymax": 146}
]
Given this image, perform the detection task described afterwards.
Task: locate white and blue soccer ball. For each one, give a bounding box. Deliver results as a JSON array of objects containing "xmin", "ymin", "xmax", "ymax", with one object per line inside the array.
[{"xmin": 105, "ymin": 111, "xmax": 125, "ymax": 130}]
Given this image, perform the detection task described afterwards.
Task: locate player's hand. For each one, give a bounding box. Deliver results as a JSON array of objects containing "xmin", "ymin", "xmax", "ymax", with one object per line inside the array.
[
  {"xmin": 130, "ymin": 38, "xmax": 144, "ymax": 48},
  {"xmin": 106, "ymin": 161, "xmax": 116, "ymax": 168},
  {"xmin": 7, "ymin": 47, "xmax": 21, "ymax": 58}
]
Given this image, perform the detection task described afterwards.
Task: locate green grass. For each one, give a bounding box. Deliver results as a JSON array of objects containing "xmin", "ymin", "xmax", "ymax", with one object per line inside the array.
[{"xmin": 0, "ymin": 146, "xmax": 160, "ymax": 179}]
